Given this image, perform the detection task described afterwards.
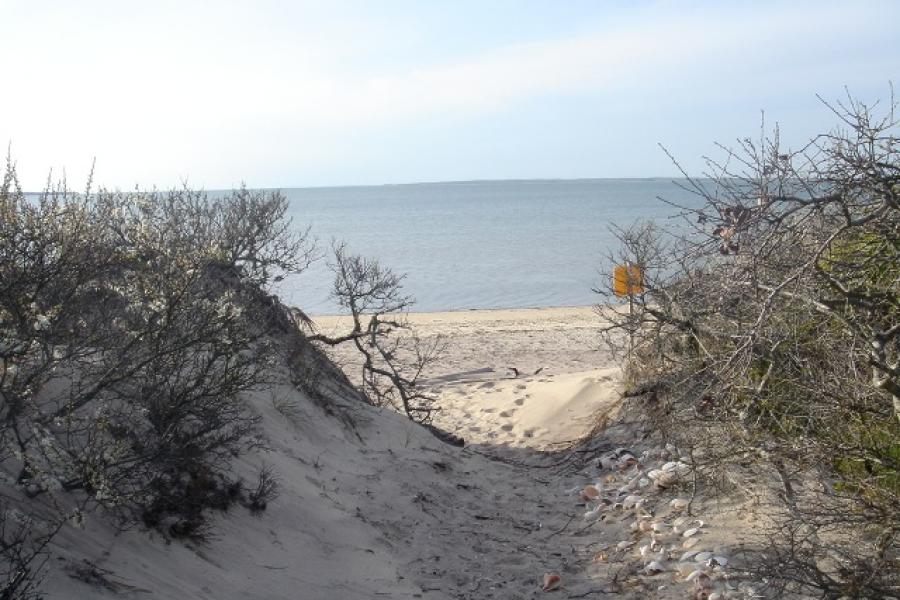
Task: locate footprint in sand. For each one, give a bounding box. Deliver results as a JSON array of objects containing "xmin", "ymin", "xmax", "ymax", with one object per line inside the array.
[
  {"xmin": 499, "ymin": 410, "xmax": 516, "ymax": 418},
  {"xmin": 468, "ymin": 425, "xmax": 482, "ymax": 433},
  {"xmin": 515, "ymin": 384, "xmax": 527, "ymax": 390},
  {"xmin": 500, "ymin": 423, "xmax": 514, "ymax": 432},
  {"xmin": 514, "ymin": 398, "xmax": 525, "ymax": 406},
  {"xmin": 477, "ymin": 382, "xmax": 495, "ymax": 389},
  {"xmin": 522, "ymin": 428, "xmax": 536, "ymax": 438},
  {"xmin": 481, "ymin": 407, "xmax": 495, "ymax": 414}
]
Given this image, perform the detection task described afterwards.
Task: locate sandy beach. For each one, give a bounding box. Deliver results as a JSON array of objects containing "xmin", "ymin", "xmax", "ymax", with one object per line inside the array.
[{"xmin": 314, "ymin": 305, "xmax": 622, "ymax": 449}]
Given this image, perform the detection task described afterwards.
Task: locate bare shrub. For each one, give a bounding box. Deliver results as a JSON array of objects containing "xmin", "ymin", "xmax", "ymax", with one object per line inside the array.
[
  {"xmin": 245, "ymin": 463, "xmax": 279, "ymax": 514},
  {"xmin": 597, "ymin": 92, "xmax": 899, "ymax": 597},
  {"xmin": 0, "ymin": 501, "xmax": 63, "ymax": 600}
]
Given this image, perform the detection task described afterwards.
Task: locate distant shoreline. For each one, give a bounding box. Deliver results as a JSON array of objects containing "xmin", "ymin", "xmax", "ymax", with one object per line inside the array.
[
  {"xmin": 307, "ymin": 303, "xmax": 602, "ymax": 319},
  {"xmin": 23, "ymin": 176, "xmax": 687, "ymax": 195}
]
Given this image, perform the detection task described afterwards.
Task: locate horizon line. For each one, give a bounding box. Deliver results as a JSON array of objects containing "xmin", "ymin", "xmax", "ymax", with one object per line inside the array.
[{"xmin": 24, "ymin": 175, "xmax": 691, "ymax": 195}]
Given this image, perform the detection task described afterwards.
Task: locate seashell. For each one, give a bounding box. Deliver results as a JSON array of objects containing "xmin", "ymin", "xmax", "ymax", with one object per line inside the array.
[
  {"xmin": 639, "ymin": 544, "xmax": 650, "ymax": 557},
  {"xmin": 580, "ymin": 485, "xmax": 601, "ymax": 502},
  {"xmin": 638, "ymin": 477, "xmax": 651, "ymax": 488},
  {"xmin": 661, "ymin": 461, "xmax": 679, "ymax": 472},
  {"xmin": 694, "ymin": 551, "xmax": 713, "ymax": 562},
  {"xmin": 541, "ymin": 572, "xmax": 562, "ymax": 592},
  {"xmin": 670, "ymin": 498, "xmax": 689, "ymax": 511},
  {"xmin": 592, "ymin": 551, "xmax": 608, "ymax": 563},
  {"xmin": 651, "ymin": 522, "xmax": 668, "ymax": 533},
  {"xmin": 638, "ymin": 520, "xmax": 652, "ymax": 532},
  {"xmin": 673, "ymin": 516, "xmax": 691, "ymax": 528},
  {"xmin": 695, "ymin": 574, "xmax": 712, "ymax": 590},
  {"xmin": 680, "ymin": 550, "xmax": 699, "ymax": 562},
  {"xmin": 683, "ymin": 536, "xmax": 701, "ymax": 549},
  {"xmin": 685, "ymin": 569, "xmax": 706, "ymax": 582},
  {"xmin": 643, "ymin": 560, "xmax": 666, "ymax": 574},
  {"xmin": 583, "ymin": 505, "xmax": 603, "ymax": 520},
  {"xmin": 616, "ymin": 540, "xmax": 634, "ymax": 552},
  {"xmin": 683, "ymin": 527, "xmax": 701, "ymax": 538},
  {"xmin": 647, "ymin": 469, "xmax": 664, "ymax": 480},
  {"xmin": 622, "ymin": 494, "xmax": 641, "ymax": 509},
  {"xmin": 618, "ymin": 457, "xmax": 638, "ymax": 471},
  {"xmin": 599, "ymin": 456, "xmax": 616, "ymax": 470},
  {"xmin": 708, "ymin": 592, "xmax": 723, "ymax": 600},
  {"xmin": 709, "ymin": 556, "xmax": 728, "ymax": 567},
  {"xmin": 655, "ymin": 471, "xmax": 678, "ymax": 489}
]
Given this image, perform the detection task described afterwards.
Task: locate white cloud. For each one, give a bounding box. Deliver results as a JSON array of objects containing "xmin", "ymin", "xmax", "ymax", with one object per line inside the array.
[{"xmin": 0, "ymin": 0, "xmax": 896, "ymax": 187}]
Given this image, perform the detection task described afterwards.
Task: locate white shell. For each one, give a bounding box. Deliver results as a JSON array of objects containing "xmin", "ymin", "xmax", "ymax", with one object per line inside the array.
[
  {"xmin": 673, "ymin": 516, "xmax": 691, "ymax": 528},
  {"xmin": 616, "ymin": 540, "xmax": 633, "ymax": 551},
  {"xmin": 682, "ymin": 536, "xmax": 700, "ymax": 549},
  {"xmin": 683, "ymin": 527, "xmax": 700, "ymax": 538},
  {"xmin": 680, "ymin": 550, "xmax": 699, "ymax": 562},
  {"xmin": 651, "ymin": 522, "xmax": 668, "ymax": 533},
  {"xmin": 694, "ymin": 551, "xmax": 713, "ymax": 562},
  {"xmin": 583, "ymin": 506, "xmax": 602, "ymax": 520},
  {"xmin": 670, "ymin": 498, "xmax": 689, "ymax": 511},
  {"xmin": 685, "ymin": 569, "xmax": 706, "ymax": 582},
  {"xmin": 622, "ymin": 494, "xmax": 641, "ymax": 509},
  {"xmin": 643, "ymin": 560, "xmax": 666, "ymax": 574},
  {"xmin": 710, "ymin": 555, "xmax": 728, "ymax": 567}
]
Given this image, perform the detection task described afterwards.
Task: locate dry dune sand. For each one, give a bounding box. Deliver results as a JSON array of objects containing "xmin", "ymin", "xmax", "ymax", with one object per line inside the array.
[{"xmin": 41, "ymin": 306, "xmax": 758, "ymax": 599}]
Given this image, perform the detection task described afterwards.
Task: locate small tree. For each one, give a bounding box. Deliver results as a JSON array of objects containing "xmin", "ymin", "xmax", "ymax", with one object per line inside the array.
[{"xmin": 309, "ymin": 243, "xmax": 445, "ymax": 427}]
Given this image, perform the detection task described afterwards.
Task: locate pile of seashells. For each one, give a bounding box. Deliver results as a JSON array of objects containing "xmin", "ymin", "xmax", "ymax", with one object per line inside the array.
[{"xmin": 569, "ymin": 444, "xmax": 761, "ymax": 599}]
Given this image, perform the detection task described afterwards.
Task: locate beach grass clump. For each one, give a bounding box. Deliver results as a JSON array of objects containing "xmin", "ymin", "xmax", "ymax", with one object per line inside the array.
[{"xmin": 597, "ymin": 92, "xmax": 899, "ymax": 598}]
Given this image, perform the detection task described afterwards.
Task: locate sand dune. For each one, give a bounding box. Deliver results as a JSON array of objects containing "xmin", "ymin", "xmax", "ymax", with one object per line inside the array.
[{"xmin": 39, "ymin": 305, "xmax": 757, "ymax": 599}]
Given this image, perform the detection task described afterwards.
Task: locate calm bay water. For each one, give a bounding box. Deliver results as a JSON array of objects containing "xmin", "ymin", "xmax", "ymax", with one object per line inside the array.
[{"xmin": 276, "ymin": 179, "xmax": 702, "ymax": 314}]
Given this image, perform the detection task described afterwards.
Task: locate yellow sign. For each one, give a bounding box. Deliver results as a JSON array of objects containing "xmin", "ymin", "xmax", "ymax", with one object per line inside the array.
[{"xmin": 613, "ymin": 263, "xmax": 643, "ymax": 296}]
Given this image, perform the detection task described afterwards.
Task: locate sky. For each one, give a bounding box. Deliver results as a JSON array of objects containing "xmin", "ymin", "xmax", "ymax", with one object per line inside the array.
[{"xmin": 1, "ymin": 0, "xmax": 898, "ymax": 190}]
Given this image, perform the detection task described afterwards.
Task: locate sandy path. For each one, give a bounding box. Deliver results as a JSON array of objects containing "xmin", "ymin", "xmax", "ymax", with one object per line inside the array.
[{"xmin": 41, "ymin": 305, "xmax": 755, "ymax": 599}]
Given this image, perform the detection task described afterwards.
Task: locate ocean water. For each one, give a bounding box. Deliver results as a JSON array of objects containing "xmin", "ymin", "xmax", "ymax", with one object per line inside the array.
[{"xmin": 276, "ymin": 179, "xmax": 703, "ymax": 314}]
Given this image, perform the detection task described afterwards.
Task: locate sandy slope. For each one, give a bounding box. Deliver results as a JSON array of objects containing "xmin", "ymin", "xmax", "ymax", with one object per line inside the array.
[{"xmin": 39, "ymin": 306, "xmax": 756, "ymax": 599}]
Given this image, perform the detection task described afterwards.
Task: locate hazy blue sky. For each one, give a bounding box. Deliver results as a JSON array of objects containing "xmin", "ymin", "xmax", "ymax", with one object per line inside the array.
[{"xmin": 1, "ymin": 0, "xmax": 898, "ymax": 189}]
